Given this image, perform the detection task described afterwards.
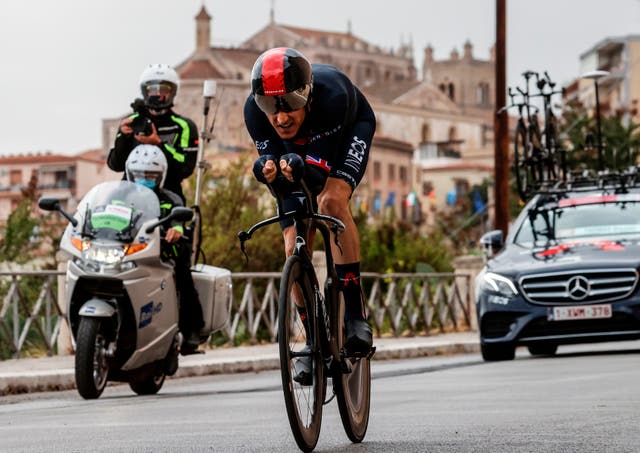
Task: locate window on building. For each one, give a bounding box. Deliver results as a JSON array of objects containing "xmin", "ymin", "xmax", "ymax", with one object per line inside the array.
[
  {"xmin": 399, "ymin": 166, "xmax": 408, "ymax": 184},
  {"xmin": 54, "ymin": 170, "xmax": 69, "ymax": 188},
  {"xmin": 477, "ymin": 82, "xmax": 490, "ymax": 106},
  {"xmin": 421, "ymin": 123, "xmax": 431, "ymax": 144},
  {"xmin": 373, "ymin": 161, "xmax": 381, "ymax": 180},
  {"xmin": 388, "ymin": 163, "xmax": 396, "ymax": 182},
  {"xmin": 9, "ymin": 169, "xmax": 21, "ymax": 186},
  {"xmin": 448, "ymin": 82, "xmax": 455, "ymax": 101}
]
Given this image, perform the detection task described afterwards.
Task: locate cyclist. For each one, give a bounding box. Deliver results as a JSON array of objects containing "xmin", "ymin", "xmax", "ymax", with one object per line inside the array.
[
  {"xmin": 108, "ymin": 64, "xmax": 198, "ymax": 204},
  {"xmin": 244, "ymin": 47, "xmax": 376, "ymax": 383},
  {"xmin": 125, "ymin": 144, "xmax": 204, "ymax": 354}
]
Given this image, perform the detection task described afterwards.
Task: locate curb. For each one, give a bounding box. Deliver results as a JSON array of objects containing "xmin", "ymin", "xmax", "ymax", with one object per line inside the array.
[{"xmin": 0, "ymin": 340, "xmax": 480, "ymax": 396}]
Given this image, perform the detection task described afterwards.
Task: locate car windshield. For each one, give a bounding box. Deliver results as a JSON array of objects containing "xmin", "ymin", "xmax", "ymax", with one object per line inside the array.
[
  {"xmin": 514, "ymin": 193, "xmax": 640, "ymax": 247},
  {"xmin": 74, "ymin": 180, "xmax": 160, "ymax": 242}
]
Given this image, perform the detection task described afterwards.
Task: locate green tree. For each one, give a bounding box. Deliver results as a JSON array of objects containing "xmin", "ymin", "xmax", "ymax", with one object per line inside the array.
[
  {"xmin": 196, "ymin": 152, "xmax": 284, "ymax": 273},
  {"xmin": 0, "ymin": 172, "xmax": 40, "ymax": 264},
  {"xmin": 561, "ymin": 99, "xmax": 640, "ymax": 172}
]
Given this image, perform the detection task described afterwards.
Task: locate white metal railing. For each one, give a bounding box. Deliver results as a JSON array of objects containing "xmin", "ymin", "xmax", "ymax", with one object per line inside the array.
[{"xmin": 0, "ymin": 270, "xmax": 472, "ymax": 358}]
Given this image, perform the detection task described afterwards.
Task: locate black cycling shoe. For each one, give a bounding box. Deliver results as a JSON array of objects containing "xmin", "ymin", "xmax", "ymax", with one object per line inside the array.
[
  {"xmin": 293, "ymin": 345, "xmax": 313, "ymax": 386},
  {"xmin": 344, "ymin": 319, "xmax": 373, "ymax": 356}
]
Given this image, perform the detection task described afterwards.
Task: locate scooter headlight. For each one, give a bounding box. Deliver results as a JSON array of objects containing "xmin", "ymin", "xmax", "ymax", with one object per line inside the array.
[{"xmin": 83, "ymin": 246, "xmax": 126, "ymax": 266}]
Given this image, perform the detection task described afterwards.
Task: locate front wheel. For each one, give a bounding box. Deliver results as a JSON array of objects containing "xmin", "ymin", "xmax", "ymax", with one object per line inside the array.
[
  {"xmin": 334, "ymin": 292, "xmax": 371, "ymax": 443},
  {"xmin": 278, "ymin": 255, "xmax": 325, "ymax": 452},
  {"xmin": 75, "ymin": 317, "xmax": 111, "ymax": 399}
]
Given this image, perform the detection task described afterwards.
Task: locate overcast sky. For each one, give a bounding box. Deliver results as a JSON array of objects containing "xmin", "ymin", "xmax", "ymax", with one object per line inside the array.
[{"xmin": 1, "ymin": 0, "xmax": 639, "ymax": 157}]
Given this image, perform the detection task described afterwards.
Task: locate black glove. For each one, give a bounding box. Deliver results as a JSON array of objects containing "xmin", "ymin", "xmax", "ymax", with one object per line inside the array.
[
  {"xmin": 252, "ymin": 154, "xmax": 277, "ymax": 184},
  {"xmin": 280, "ymin": 153, "xmax": 305, "ymax": 183}
]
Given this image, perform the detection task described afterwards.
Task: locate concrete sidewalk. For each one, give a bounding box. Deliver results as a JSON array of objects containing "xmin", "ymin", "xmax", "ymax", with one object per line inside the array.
[{"xmin": 0, "ymin": 331, "xmax": 479, "ymax": 395}]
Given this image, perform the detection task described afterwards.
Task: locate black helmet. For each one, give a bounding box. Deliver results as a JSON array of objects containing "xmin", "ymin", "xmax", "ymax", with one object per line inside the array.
[{"xmin": 250, "ymin": 47, "xmax": 312, "ymax": 114}]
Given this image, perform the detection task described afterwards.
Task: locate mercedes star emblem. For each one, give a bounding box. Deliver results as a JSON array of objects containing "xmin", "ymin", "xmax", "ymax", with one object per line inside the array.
[{"xmin": 567, "ymin": 275, "xmax": 590, "ymax": 300}]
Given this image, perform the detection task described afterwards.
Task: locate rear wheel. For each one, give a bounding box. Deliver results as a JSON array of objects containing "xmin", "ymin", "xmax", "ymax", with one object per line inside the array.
[
  {"xmin": 481, "ymin": 342, "xmax": 515, "ymax": 361},
  {"xmin": 528, "ymin": 343, "xmax": 557, "ymax": 356},
  {"xmin": 278, "ymin": 255, "xmax": 325, "ymax": 452},
  {"xmin": 75, "ymin": 317, "xmax": 110, "ymax": 399},
  {"xmin": 514, "ymin": 121, "xmax": 534, "ymax": 201},
  {"xmin": 334, "ymin": 292, "xmax": 371, "ymax": 443},
  {"xmin": 129, "ymin": 370, "xmax": 166, "ymax": 395}
]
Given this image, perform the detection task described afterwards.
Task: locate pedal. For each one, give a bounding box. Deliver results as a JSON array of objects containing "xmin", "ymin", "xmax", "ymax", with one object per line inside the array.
[{"xmin": 340, "ymin": 357, "xmax": 353, "ymax": 374}]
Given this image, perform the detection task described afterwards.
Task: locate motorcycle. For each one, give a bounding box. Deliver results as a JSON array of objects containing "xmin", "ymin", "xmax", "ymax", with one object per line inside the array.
[{"xmin": 38, "ymin": 180, "xmax": 231, "ymax": 399}]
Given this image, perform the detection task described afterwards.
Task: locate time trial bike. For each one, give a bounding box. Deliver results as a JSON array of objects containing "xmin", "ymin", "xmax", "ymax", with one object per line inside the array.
[{"xmin": 238, "ymin": 181, "xmax": 374, "ymax": 452}]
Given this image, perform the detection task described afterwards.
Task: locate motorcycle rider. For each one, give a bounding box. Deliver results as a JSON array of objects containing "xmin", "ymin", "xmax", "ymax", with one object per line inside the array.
[
  {"xmin": 125, "ymin": 144, "xmax": 204, "ymax": 354},
  {"xmin": 244, "ymin": 47, "xmax": 376, "ymax": 384},
  {"xmin": 108, "ymin": 64, "xmax": 198, "ymax": 205}
]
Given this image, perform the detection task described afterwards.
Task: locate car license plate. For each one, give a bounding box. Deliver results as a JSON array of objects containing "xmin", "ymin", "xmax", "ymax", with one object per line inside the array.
[{"xmin": 549, "ymin": 304, "xmax": 612, "ymax": 321}]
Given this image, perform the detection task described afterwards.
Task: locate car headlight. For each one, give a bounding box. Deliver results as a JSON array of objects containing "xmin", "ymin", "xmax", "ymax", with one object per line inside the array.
[{"xmin": 481, "ymin": 272, "xmax": 518, "ymax": 297}]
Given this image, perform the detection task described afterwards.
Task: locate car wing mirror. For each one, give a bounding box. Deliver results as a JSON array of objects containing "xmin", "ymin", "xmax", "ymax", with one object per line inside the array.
[{"xmin": 480, "ymin": 229, "xmax": 504, "ymax": 262}]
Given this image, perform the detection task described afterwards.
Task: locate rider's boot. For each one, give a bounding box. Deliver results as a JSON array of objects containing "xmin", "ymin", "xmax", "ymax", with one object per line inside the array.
[
  {"xmin": 344, "ymin": 318, "xmax": 373, "ymax": 356},
  {"xmin": 337, "ymin": 263, "xmax": 373, "ymax": 356},
  {"xmin": 293, "ymin": 344, "xmax": 313, "ymax": 386},
  {"xmin": 343, "ymin": 294, "xmax": 373, "ymax": 356}
]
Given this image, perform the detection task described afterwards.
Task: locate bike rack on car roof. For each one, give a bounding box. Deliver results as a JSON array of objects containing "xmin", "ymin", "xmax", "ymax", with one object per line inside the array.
[{"xmin": 532, "ymin": 166, "xmax": 640, "ymax": 201}]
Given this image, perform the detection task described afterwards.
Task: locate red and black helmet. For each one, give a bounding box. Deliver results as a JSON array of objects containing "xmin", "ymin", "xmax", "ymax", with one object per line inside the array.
[{"xmin": 250, "ymin": 47, "xmax": 312, "ymax": 114}]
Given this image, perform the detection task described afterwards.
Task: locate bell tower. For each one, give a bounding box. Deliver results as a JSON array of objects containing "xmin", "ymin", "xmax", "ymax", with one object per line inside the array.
[{"xmin": 195, "ymin": 5, "xmax": 211, "ymax": 53}]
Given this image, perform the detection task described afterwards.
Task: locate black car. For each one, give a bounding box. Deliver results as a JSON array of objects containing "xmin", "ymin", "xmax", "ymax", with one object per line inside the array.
[{"xmin": 476, "ymin": 181, "xmax": 640, "ymax": 361}]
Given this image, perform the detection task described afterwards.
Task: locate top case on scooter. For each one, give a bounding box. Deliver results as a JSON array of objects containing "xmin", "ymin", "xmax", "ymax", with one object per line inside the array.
[{"xmin": 191, "ymin": 264, "xmax": 232, "ymax": 333}]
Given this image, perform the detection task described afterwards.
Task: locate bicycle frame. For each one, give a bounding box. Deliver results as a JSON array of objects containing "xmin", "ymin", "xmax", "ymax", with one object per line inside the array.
[{"xmin": 237, "ymin": 182, "xmax": 347, "ymax": 368}]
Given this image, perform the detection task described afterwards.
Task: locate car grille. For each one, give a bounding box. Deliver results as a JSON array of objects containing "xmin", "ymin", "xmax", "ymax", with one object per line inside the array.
[{"xmin": 519, "ymin": 268, "xmax": 638, "ymax": 305}]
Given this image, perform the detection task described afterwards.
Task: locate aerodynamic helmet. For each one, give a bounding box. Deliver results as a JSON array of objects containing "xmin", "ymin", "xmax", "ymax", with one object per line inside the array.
[
  {"xmin": 250, "ymin": 47, "xmax": 312, "ymax": 114},
  {"xmin": 125, "ymin": 144, "xmax": 168, "ymax": 190},
  {"xmin": 139, "ymin": 64, "xmax": 179, "ymax": 111}
]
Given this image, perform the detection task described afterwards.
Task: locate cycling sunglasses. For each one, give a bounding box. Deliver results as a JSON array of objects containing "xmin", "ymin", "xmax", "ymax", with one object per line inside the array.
[{"xmin": 254, "ymin": 85, "xmax": 311, "ymax": 115}]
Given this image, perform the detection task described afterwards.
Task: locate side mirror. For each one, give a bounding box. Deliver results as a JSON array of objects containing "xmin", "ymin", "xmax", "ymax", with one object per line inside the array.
[
  {"xmin": 37, "ymin": 197, "xmax": 78, "ymax": 226},
  {"xmin": 480, "ymin": 229, "xmax": 504, "ymax": 262},
  {"xmin": 38, "ymin": 197, "xmax": 60, "ymax": 211},
  {"xmin": 169, "ymin": 207, "xmax": 194, "ymax": 223},
  {"xmin": 145, "ymin": 207, "xmax": 193, "ymax": 233}
]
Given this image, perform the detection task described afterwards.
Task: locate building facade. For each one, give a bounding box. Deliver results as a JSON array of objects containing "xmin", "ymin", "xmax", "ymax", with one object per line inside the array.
[
  {"xmin": 101, "ymin": 5, "xmax": 496, "ymax": 227},
  {"xmin": 0, "ymin": 150, "xmax": 116, "ymax": 222},
  {"xmin": 568, "ymin": 35, "xmax": 640, "ymax": 123}
]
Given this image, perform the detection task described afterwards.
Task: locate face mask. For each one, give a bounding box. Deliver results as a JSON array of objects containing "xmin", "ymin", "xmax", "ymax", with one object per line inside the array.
[{"xmin": 135, "ymin": 178, "xmax": 157, "ymax": 190}]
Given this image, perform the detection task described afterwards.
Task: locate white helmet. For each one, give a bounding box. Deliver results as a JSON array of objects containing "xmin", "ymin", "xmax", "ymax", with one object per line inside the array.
[
  {"xmin": 139, "ymin": 64, "xmax": 179, "ymax": 111},
  {"xmin": 125, "ymin": 145, "xmax": 168, "ymax": 190}
]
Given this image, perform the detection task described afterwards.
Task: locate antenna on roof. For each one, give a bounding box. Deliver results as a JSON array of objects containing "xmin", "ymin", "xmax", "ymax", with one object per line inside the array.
[
  {"xmin": 270, "ymin": 0, "xmax": 275, "ymax": 23},
  {"xmin": 347, "ymin": 19, "xmax": 352, "ymax": 35}
]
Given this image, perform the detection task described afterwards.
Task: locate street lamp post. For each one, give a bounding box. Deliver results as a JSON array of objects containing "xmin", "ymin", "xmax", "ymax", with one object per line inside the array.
[{"xmin": 582, "ymin": 70, "xmax": 610, "ymax": 172}]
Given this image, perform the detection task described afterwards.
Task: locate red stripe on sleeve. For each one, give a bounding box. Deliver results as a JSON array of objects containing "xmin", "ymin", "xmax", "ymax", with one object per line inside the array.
[{"xmin": 261, "ymin": 48, "xmax": 287, "ymax": 95}]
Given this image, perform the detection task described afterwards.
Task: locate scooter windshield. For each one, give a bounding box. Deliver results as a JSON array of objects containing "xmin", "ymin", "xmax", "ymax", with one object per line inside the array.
[{"xmin": 75, "ymin": 181, "xmax": 161, "ymax": 242}]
